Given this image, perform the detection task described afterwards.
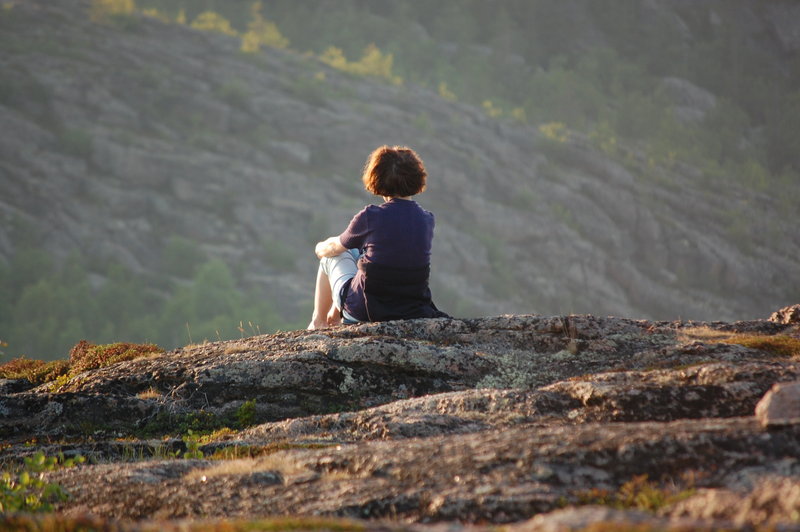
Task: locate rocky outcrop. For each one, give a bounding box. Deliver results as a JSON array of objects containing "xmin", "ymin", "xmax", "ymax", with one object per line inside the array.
[
  {"xmin": 2, "ymin": 309, "xmax": 800, "ymax": 529},
  {"xmin": 660, "ymin": 77, "xmax": 717, "ymax": 124},
  {"xmin": 2, "ymin": 313, "xmax": 794, "ymax": 440},
  {"xmin": 771, "ymin": 304, "xmax": 800, "ymax": 325}
]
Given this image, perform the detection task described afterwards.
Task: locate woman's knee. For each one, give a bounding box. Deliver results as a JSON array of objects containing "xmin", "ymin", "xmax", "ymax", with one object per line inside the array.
[{"xmin": 319, "ymin": 250, "xmax": 356, "ymax": 277}]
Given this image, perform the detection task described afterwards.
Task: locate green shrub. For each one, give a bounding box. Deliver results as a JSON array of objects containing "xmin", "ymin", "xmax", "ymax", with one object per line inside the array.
[
  {"xmin": 182, "ymin": 430, "xmax": 204, "ymax": 459},
  {"xmin": 0, "ymin": 452, "xmax": 84, "ymax": 513},
  {"xmin": 89, "ymin": 0, "xmax": 135, "ymax": 22},
  {"xmin": 240, "ymin": 1, "xmax": 289, "ymax": 52},
  {"xmin": 191, "ymin": 11, "xmax": 237, "ymax": 36},
  {"xmin": 319, "ymin": 44, "xmax": 402, "ymax": 85},
  {"xmin": 235, "ymin": 398, "xmax": 257, "ymax": 428}
]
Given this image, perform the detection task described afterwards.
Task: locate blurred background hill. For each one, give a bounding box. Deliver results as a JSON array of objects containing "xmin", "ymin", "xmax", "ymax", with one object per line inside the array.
[{"xmin": 1, "ymin": 0, "xmax": 798, "ymax": 361}]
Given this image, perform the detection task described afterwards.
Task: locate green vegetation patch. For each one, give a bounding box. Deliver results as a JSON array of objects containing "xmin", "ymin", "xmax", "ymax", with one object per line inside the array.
[
  {"xmin": 574, "ymin": 474, "xmax": 695, "ymax": 513},
  {"xmin": 235, "ymin": 398, "xmax": 257, "ymax": 428},
  {"xmin": 136, "ymin": 399, "xmax": 260, "ymax": 439},
  {"xmin": 138, "ymin": 410, "xmax": 225, "ymax": 438},
  {"xmin": 0, "ymin": 451, "xmax": 84, "ymax": 513}
]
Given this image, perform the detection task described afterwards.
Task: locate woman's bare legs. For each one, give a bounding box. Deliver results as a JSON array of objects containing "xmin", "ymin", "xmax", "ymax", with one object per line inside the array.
[
  {"xmin": 308, "ymin": 248, "xmax": 357, "ymax": 330},
  {"xmin": 308, "ymin": 265, "xmax": 339, "ymax": 329}
]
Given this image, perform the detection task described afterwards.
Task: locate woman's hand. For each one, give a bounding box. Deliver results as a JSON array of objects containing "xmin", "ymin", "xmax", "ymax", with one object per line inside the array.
[
  {"xmin": 315, "ymin": 237, "xmax": 347, "ymax": 259},
  {"xmin": 326, "ymin": 305, "xmax": 341, "ymax": 326}
]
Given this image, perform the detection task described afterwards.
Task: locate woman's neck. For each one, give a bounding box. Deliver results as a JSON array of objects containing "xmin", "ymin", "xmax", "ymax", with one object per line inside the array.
[{"xmin": 383, "ymin": 196, "xmax": 412, "ymax": 202}]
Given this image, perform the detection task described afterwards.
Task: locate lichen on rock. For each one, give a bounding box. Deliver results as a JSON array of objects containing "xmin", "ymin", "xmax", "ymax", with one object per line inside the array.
[{"xmin": 2, "ymin": 308, "xmax": 800, "ymax": 529}]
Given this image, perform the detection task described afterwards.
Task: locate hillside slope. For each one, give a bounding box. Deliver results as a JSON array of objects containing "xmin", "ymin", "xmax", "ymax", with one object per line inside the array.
[{"xmin": 0, "ymin": 0, "xmax": 798, "ymax": 356}]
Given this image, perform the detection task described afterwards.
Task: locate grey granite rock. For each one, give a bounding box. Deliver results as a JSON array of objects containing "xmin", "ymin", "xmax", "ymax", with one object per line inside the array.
[{"xmin": 755, "ymin": 381, "xmax": 800, "ymax": 428}]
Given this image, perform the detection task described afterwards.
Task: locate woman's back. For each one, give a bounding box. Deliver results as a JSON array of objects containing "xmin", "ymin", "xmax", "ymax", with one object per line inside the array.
[{"xmin": 340, "ymin": 198, "xmax": 434, "ymax": 269}]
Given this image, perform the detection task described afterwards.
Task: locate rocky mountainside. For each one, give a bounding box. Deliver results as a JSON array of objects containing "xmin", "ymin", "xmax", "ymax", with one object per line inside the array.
[
  {"xmin": 1, "ymin": 306, "xmax": 799, "ymax": 530},
  {"xmin": 0, "ymin": 0, "xmax": 798, "ymax": 342}
]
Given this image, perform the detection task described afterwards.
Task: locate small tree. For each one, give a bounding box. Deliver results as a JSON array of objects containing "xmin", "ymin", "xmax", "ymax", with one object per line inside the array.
[
  {"xmin": 191, "ymin": 11, "xmax": 238, "ymax": 37},
  {"xmin": 90, "ymin": 0, "xmax": 135, "ymax": 22},
  {"xmin": 241, "ymin": 1, "xmax": 289, "ymax": 53}
]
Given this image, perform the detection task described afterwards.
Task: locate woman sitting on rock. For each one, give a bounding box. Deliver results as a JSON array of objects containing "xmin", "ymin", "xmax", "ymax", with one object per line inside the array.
[{"xmin": 308, "ymin": 145, "xmax": 447, "ymax": 329}]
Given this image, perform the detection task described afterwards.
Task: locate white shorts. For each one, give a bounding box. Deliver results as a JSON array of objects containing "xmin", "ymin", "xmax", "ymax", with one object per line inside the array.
[{"xmin": 319, "ymin": 249, "xmax": 360, "ymax": 322}]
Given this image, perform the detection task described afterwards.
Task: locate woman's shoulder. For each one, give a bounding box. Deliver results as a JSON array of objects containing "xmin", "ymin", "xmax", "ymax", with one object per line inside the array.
[
  {"xmin": 411, "ymin": 201, "xmax": 435, "ymax": 220},
  {"xmin": 364, "ymin": 200, "xmax": 435, "ymax": 221},
  {"xmin": 351, "ymin": 204, "xmax": 380, "ymax": 217},
  {"xmin": 399, "ymin": 200, "xmax": 434, "ymax": 221}
]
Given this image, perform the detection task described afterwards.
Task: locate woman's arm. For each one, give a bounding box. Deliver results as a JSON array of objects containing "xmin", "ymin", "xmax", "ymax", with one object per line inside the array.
[{"xmin": 315, "ymin": 236, "xmax": 347, "ymax": 259}]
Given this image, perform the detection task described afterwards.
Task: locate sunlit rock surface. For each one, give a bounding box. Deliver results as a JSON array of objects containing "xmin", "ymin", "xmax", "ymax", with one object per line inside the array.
[{"xmin": 2, "ymin": 308, "xmax": 799, "ymax": 529}]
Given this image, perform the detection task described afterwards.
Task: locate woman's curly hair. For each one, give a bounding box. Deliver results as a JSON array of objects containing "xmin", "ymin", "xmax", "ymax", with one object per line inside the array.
[{"xmin": 361, "ymin": 145, "xmax": 427, "ymax": 197}]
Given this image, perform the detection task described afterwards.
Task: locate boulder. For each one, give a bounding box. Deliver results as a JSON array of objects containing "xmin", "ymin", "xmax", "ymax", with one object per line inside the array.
[
  {"xmin": 755, "ymin": 381, "xmax": 800, "ymax": 427},
  {"xmin": 769, "ymin": 304, "xmax": 800, "ymax": 325},
  {"xmin": 660, "ymin": 77, "xmax": 717, "ymax": 124}
]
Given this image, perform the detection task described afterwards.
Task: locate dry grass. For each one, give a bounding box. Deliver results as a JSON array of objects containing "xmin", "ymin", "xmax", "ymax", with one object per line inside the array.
[
  {"xmin": 69, "ymin": 340, "xmax": 164, "ymax": 374},
  {"xmin": 725, "ymin": 334, "xmax": 800, "ymax": 358},
  {"xmin": 224, "ymin": 343, "xmax": 251, "ymax": 355},
  {"xmin": 202, "ymin": 438, "xmax": 337, "ymax": 459},
  {"xmin": 201, "ymin": 427, "xmax": 239, "ymax": 443},
  {"xmin": 0, "ymin": 513, "xmax": 367, "ymax": 531},
  {"xmin": 187, "ymin": 454, "xmax": 307, "ymax": 480},
  {"xmin": 679, "ymin": 327, "xmax": 800, "ymax": 358},
  {"xmin": 1, "ymin": 341, "xmax": 165, "ymax": 387},
  {"xmin": 136, "ymin": 387, "xmax": 162, "ymax": 400},
  {"xmin": 677, "ymin": 326, "xmax": 733, "ymax": 343},
  {"xmin": 0, "ymin": 358, "xmax": 69, "ymax": 384},
  {"xmin": 576, "ymin": 523, "xmax": 711, "ymax": 532}
]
